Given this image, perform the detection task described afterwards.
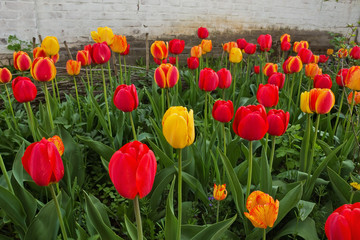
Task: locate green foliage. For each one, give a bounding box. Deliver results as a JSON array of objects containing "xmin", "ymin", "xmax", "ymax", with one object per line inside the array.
[{"xmin": 7, "ymin": 35, "xmax": 33, "ymax": 53}]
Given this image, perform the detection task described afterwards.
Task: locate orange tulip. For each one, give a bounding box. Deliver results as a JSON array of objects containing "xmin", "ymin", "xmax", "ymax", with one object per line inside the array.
[
  {"xmin": 0, "ymin": 67, "xmax": 12, "ymax": 84},
  {"xmin": 47, "ymin": 135, "xmax": 65, "ymax": 156},
  {"xmin": 244, "ymin": 191, "xmax": 279, "ymax": 229},
  {"xmin": 305, "ymin": 63, "xmax": 322, "ymax": 79},
  {"xmin": 201, "ymin": 39, "xmax": 212, "ymax": 54},
  {"xmin": 347, "ymin": 91, "xmax": 360, "ymax": 105},
  {"xmin": 309, "ymin": 88, "xmax": 335, "ymax": 114},
  {"xmin": 33, "ymin": 47, "xmax": 48, "ymax": 59},
  {"xmin": 337, "ymin": 48, "xmax": 348, "ymax": 58},
  {"xmin": 66, "ymin": 60, "xmax": 81, "ymax": 76},
  {"xmin": 13, "ymin": 51, "xmax": 32, "ymax": 71},
  {"xmin": 154, "ymin": 63, "xmax": 179, "ymax": 89},
  {"xmin": 76, "ymin": 50, "xmax": 92, "ymax": 66},
  {"xmin": 213, "ymin": 184, "xmax": 227, "ymax": 201},
  {"xmin": 286, "ymin": 56, "xmax": 303, "ymax": 74},
  {"xmin": 280, "ymin": 34, "xmax": 291, "ymax": 43},
  {"xmin": 311, "ymin": 55, "xmax": 319, "ymax": 64},
  {"xmin": 151, "ymin": 41, "xmax": 168, "ymax": 60},
  {"xmin": 31, "ymin": 57, "xmax": 56, "ymax": 82},
  {"xmin": 223, "ymin": 42, "xmax": 238, "ymax": 53},
  {"xmin": 191, "ymin": 45, "xmax": 202, "ymax": 58},
  {"xmin": 293, "ymin": 41, "xmax": 309, "ymax": 53},
  {"xmin": 263, "ymin": 63, "xmax": 278, "ymax": 77},
  {"xmin": 110, "ymin": 35, "xmax": 128, "ymax": 54},
  {"xmin": 327, "ymin": 48, "xmax": 334, "ymax": 55},
  {"xmin": 345, "ymin": 66, "xmax": 360, "ymax": 90}
]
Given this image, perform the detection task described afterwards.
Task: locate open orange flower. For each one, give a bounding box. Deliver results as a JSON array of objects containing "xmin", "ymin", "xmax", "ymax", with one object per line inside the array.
[
  {"xmin": 305, "ymin": 63, "xmax": 322, "ymax": 79},
  {"xmin": 191, "ymin": 45, "xmax": 202, "ymax": 58},
  {"xmin": 66, "ymin": 60, "xmax": 81, "ymax": 76},
  {"xmin": 244, "ymin": 191, "xmax": 279, "ymax": 229},
  {"xmin": 201, "ymin": 39, "xmax": 212, "ymax": 54},
  {"xmin": 213, "ymin": 184, "xmax": 227, "ymax": 201}
]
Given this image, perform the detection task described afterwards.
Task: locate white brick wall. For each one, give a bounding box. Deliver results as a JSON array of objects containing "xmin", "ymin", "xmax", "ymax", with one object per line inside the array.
[{"xmin": 0, "ymin": 0, "xmax": 359, "ymax": 53}]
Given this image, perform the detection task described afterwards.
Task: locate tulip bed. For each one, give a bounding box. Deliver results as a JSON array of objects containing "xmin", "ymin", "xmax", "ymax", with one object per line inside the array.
[{"xmin": 1, "ymin": 27, "xmax": 360, "ymax": 240}]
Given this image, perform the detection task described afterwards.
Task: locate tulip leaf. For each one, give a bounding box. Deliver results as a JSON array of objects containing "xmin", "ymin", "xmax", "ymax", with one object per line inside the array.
[
  {"xmin": 149, "ymin": 118, "xmax": 173, "ymax": 160},
  {"xmin": 259, "ymin": 148, "xmax": 272, "ymax": 195},
  {"xmin": 165, "ymin": 176, "xmax": 178, "ymax": 240},
  {"xmin": 274, "ymin": 217, "xmax": 319, "ymax": 240},
  {"xmin": 296, "ymin": 200, "xmax": 315, "ymax": 221},
  {"xmin": 147, "ymin": 138, "xmax": 174, "ymax": 168},
  {"xmin": 89, "ymin": 93, "xmax": 113, "ymax": 141},
  {"xmin": 150, "ymin": 167, "xmax": 176, "ymax": 211},
  {"xmin": 77, "ymin": 135, "xmax": 115, "ymax": 162},
  {"xmin": 124, "ymin": 214, "xmax": 137, "ymax": 240},
  {"xmin": 181, "ymin": 171, "xmax": 208, "ymax": 204},
  {"xmin": 144, "ymin": 88, "xmax": 160, "ymax": 123},
  {"xmin": 327, "ymin": 167, "xmax": 351, "ymax": 204},
  {"xmin": 83, "ymin": 191, "xmax": 123, "ymax": 240},
  {"xmin": 11, "ymin": 142, "xmax": 26, "ymax": 186},
  {"xmin": 190, "ymin": 215, "xmax": 237, "ymax": 240},
  {"xmin": 299, "ymin": 115, "xmax": 312, "ymax": 172},
  {"xmin": 24, "ymin": 198, "xmax": 60, "ymax": 240}
]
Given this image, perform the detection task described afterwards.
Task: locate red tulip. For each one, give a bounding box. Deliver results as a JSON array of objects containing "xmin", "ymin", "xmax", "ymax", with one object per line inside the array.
[
  {"xmin": 197, "ymin": 27, "xmax": 209, "ymax": 39},
  {"xmin": 309, "ymin": 88, "xmax": 335, "ymax": 114},
  {"xmin": 120, "ymin": 44, "xmax": 130, "ymax": 56},
  {"xmin": 314, "ymin": 74, "xmax": 332, "ymax": 89},
  {"xmin": 237, "ymin": 38, "xmax": 248, "ymax": 50},
  {"xmin": 92, "ymin": 42, "xmax": 111, "ymax": 64},
  {"xmin": 113, "ymin": 84, "xmax": 139, "ymax": 112},
  {"xmin": 267, "ymin": 109, "xmax": 289, "ymax": 136},
  {"xmin": 22, "ymin": 138, "xmax": 64, "ymax": 186},
  {"xmin": 212, "ymin": 100, "xmax": 234, "ymax": 123},
  {"xmin": 31, "ymin": 57, "xmax": 57, "ymax": 82},
  {"xmin": 285, "ymin": 56, "xmax": 303, "ymax": 74},
  {"xmin": 268, "ymin": 72, "xmax": 285, "ymax": 89},
  {"xmin": 256, "ymin": 84, "xmax": 279, "ymax": 108},
  {"xmin": 109, "ymin": 141, "xmax": 157, "ymax": 199},
  {"xmin": 233, "ymin": 105, "xmax": 269, "ymax": 141},
  {"xmin": 319, "ymin": 55, "xmax": 329, "ymax": 63},
  {"xmin": 151, "ymin": 41, "xmax": 168, "ymax": 60},
  {"xmin": 263, "ymin": 63, "xmax": 278, "ymax": 77},
  {"xmin": 257, "ymin": 34, "xmax": 272, "ymax": 52},
  {"xmin": 84, "ymin": 44, "xmax": 94, "ymax": 62},
  {"xmin": 350, "ymin": 46, "xmax": 360, "ymax": 60},
  {"xmin": 282, "ymin": 58, "xmax": 291, "ymax": 74},
  {"xmin": 293, "ymin": 41, "xmax": 309, "ymax": 53},
  {"xmin": 336, "ymin": 68, "xmax": 348, "ymax": 87},
  {"xmin": 76, "ymin": 50, "xmax": 92, "ymax": 66},
  {"xmin": 187, "ymin": 57, "xmax": 199, "ymax": 69},
  {"xmin": 298, "ymin": 48, "xmax": 313, "ymax": 64},
  {"xmin": 325, "ymin": 202, "xmax": 360, "ymax": 240},
  {"xmin": 311, "ymin": 55, "xmax": 319, "ymax": 64},
  {"xmin": 254, "ymin": 66, "xmax": 260, "ymax": 74},
  {"xmin": 12, "ymin": 77, "xmax": 37, "ymax": 103},
  {"xmin": 169, "ymin": 39, "xmax": 185, "ymax": 55},
  {"xmin": 169, "ymin": 57, "xmax": 176, "ymax": 65},
  {"xmin": 217, "ymin": 68, "xmax": 232, "ymax": 89},
  {"xmin": 154, "ymin": 63, "xmax": 179, "ymax": 89},
  {"xmin": 281, "ymin": 41, "xmax": 291, "ymax": 52},
  {"xmin": 0, "ymin": 67, "xmax": 12, "ymax": 84},
  {"xmin": 199, "ymin": 68, "xmax": 219, "ymax": 92},
  {"xmin": 244, "ymin": 43, "xmax": 256, "ymax": 55},
  {"xmin": 153, "ymin": 57, "xmax": 167, "ymax": 65},
  {"xmin": 280, "ymin": 34, "xmax": 291, "ymax": 43},
  {"xmin": 13, "ymin": 51, "xmax": 32, "ymax": 71}
]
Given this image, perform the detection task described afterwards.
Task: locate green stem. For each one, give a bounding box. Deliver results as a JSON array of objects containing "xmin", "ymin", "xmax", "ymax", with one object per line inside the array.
[
  {"xmin": 129, "ymin": 112, "xmax": 137, "ymax": 141},
  {"xmin": 287, "ymin": 74, "xmax": 295, "ymax": 111},
  {"xmin": 264, "ymin": 133, "xmax": 269, "ymax": 155},
  {"xmin": 303, "ymin": 114, "xmax": 311, "ymax": 172},
  {"xmin": 295, "ymin": 70, "xmax": 304, "ymax": 108},
  {"xmin": 107, "ymin": 61, "xmax": 113, "ymax": 92},
  {"xmin": 43, "ymin": 82, "xmax": 55, "ymax": 130},
  {"xmin": 161, "ymin": 88, "xmax": 165, "ymax": 116},
  {"xmin": 89, "ymin": 65, "xmax": 93, "ymax": 90},
  {"xmin": 73, "ymin": 76, "xmax": 82, "ymax": 122},
  {"xmin": 177, "ymin": 149, "xmax": 182, "ymax": 240},
  {"xmin": 222, "ymin": 123, "xmax": 226, "ymax": 156},
  {"xmin": 350, "ymin": 191, "xmax": 355, "ymax": 204},
  {"xmin": 24, "ymin": 102, "xmax": 37, "ymax": 141},
  {"xmin": 51, "ymin": 78, "xmax": 56, "ymax": 99},
  {"xmin": 0, "ymin": 154, "xmax": 14, "ymax": 194},
  {"xmin": 101, "ymin": 65, "xmax": 112, "ymax": 135},
  {"xmin": 118, "ymin": 54, "xmax": 123, "ymax": 85},
  {"xmin": 133, "ymin": 195, "xmax": 143, "ymax": 240},
  {"xmin": 263, "ymin": 228, "xmax": 266, "ymax": 240},
  {"xmin": 124, "ymin": 56, "xmax": 128, "ymax": 84},
  {"xmin": 269, "ymin": 135, "xmax": 276, "ymax": 172},
  {"xmin": 85, "ymin": 67, "xmax": 91, "ymax": 93},
  {"xmin": 166, "ymin": 89, "xmax": 171, "ymax": 109},
  {"xmin": 345, "ymin": 90, "xmax": 356, "ymax": 136},
  {"xmin": 334, "ymin": 88, "xmax": 345, "ymax": 136},
  {"xmin": 4, "ymin": 84, "xmax": 18, "ymax": 131},
  {"xmin": 232, "ymin": 63, "xmax": 237, "ymax": 103},
  {"xmin": 54, "ymin": 77, "xmax": 60, "ymax": 103},
  {"xmin": 307, "ymin": 114, "xmax": 320, "ymax": 174},
  {"xmin": 49, "ymin": 184, "xmax": 68, "ymax": 240},
  {"xmin": 204, "ymin": 92, "xmax": 208, "ymax": 159},
  {"xmin": 216, "ymin": 200, "xmax": 220, "ymax": 223},
  {"xmin": 246, "ymin": 141, "xmax": 253, "ymax": 198}
]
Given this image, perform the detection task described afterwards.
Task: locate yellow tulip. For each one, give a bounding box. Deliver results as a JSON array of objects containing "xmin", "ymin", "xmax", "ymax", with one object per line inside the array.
[
  {"xmin": 91, "ymin": 27, "xmax": 114, "ymax": 46},
  {"xmin": 162, "ymin": 106, "xmax": 195, "ymax": 149},
  {"xmin": 300, "ymin": 91, "xmax": 313, "ymax": 114},
  {"xmin": 229, "ymin": 47, "xmax": 242, "ymax": 63},
  {"xmin": 41, "ymin": 36, "xmax": 60, "ymax": 56}
]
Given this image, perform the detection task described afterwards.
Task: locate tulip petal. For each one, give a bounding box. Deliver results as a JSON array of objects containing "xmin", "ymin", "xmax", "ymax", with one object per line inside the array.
[
  {"xmin": 114, "ymin": 88, "xmax": 136, "ymax": 112},
  {"xmin": 315, "ymin": 90, "xmax": 335, "ymax": 114},
  {"xmin": 136, "ymin": 151, "xmax": 157, "ymax": 198},
  {"xmin": 154, "ymin": 67, "xmax": 166, "ymax": 88},
  {"xmin": 325, "ymin": 213, "xmax": 352, "ymax": 240},
  {"xmin": 187, "ymin": 110, "xmax": 195, "ymax": 146},
  {"xmin": 27, "ymin": 143, "xmax": 53, "ymax": 186},
  {"xmin": 237, "ymin": 113, "xmax": 268, "ymax": 141},
  {"xmin": 163, "ymin": 113, "xmax": 188, "ymax": 149}
]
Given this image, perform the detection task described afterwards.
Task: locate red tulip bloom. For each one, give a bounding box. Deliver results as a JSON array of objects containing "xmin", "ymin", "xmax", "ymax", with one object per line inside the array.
[
  {"xmin": 199, "ymin": 68, "xmax": 219, "ymax": 92},
  {"xmin": 285, "ymin": 56, "xmax": 303, "ymax": 74},
  {"xmin": 257, "ymin": 34, "xmax": 272, "ymax": 52},
  {"xmin": 22, "ymin": 138, "xmax": 64, "ymax": 186},
  {"xmin": 309, "ymin": 88, "xmax": 335, "ymax": 114},
  {"xmin": 233, "ymin": 105, "xmax": 269, "ymax": 141},
  {"xmin": 217, "ymin": 68, "xmax": 232, "ymax": 89},
  {"xmin": 268, "ymin": 72, "xmax": 285, "ymax": 89},
  {"xmin": 298, "ymin": 48, "xmax": 313, "ymax": 64},
  {"xmin": 33, "ymin": 47, "xmax": 48, "ymax": 59},
  {"xmin": 109, "ymin": 141, "xmax": 157, "ymax": 199},
  {"xmin": 280, "ymin": 34, "xmax": 291, "ymax": 43},
  {"xmin": 212, "ymin": 100, "xmax": 234, "ymax": 123},
  {"xmin": 244, "ymin": 43, "xmax": 256, "ymax": 55},
  {"xmin": 237, "ymin": 38, "xmax": 248, "ymax": 50},
  {"xmin": 325, "ymin": 202, "xmax": 360, "ymax": 240},
  {"xmin": 113, "ymin": 84, "xmax": 139, "ymax": 112},
  {"xmin": 319, "ymin": 55, "xmax": 329, "ymax": 63},
  {"xmin": 84, "ymin": 44, "xmax": 94, "ymax": 62},
  {"xmin": 31, "ymin": 57, "xmax": 57, "ymax": 82},
  {"xmin": 92, "ymin": 42, "xmax": 111, "ymax": 64},
  {"xmin": 169, "ymin": 39, "xmax": 185, "ymax": 55},
  {"xmin": 120, "ymin": 44, "xmax": 130, "ymax": 56},
  {"xmin": 281, "ymin": 41, "xmax": 291, "ymax": 52},
  {"xmin": 267, "ymin": 109, "xmax": 289, "ymax": 136},
  {"xmin": 263, "ymin": 63, "xmax": 278, "ymax": 77},
  {"xmin": 154, "ymin": 63, "xmax": 179, "ymax": 89},
  {"xmin": 293, "ymin": 41, "xmax": 309, "ymax": 53},
  {"xmin": 0, "ymin": 67, "xmax": 12, "ymax": 84},
  {"xmin": 151, "ymin": 41, "xmax": 168, "ymax": 60},
  {"xmin": 350, "ymin": 46, "xmax": 360, "ymax": 60},
  {"xmin": 153, "ymin": 57, "xmax": 167, "ymax": 65},
  {"xmin": 169, "ymin": 57, "xmax": 176, "ymax": 65},
  {"xmin": 187, "ymin": 57, "xmax": 199, "ymax": 69},
  {"xmin": 13, "ymin": 51, "xmax": 32, "ymax": 71},
  {"xmin": 336, "ymin": 68, "xmax": 348, "ymax": 87},
  {"xmin": 256, "ymin": 84, "xmax": 279, "ymax": 108},
  {"xmin": 314, "ymin": 74, "xmax": 332, "ymax": 89},
  {"xmin": 12, "ymin": 77, "xmax": 37, "ymax": 103},
  {"xmin": 76, "ymin": 50, "xmax": 92, "ymax": 66},
  {"xmin": 311, "ymin": 55, "xmax": 319, "ymax": 64},
  {"xmin": 197, "ymin": 27, "xmax": 209, "ymax": 39},
  {"xmin": 254, "ymin": 66, "xmax": 260, "ymax": 74}
]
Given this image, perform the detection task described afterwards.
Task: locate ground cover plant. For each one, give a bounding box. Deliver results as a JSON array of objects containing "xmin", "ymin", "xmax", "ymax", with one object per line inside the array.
[{"xmin": 0, "ymin": 25, "xmax": 360, "ymax": 239}]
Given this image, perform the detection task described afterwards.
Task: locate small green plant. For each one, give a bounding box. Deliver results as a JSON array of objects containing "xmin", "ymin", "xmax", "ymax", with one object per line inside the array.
[
  {"xmin": 7, "ymin": 35, "xmax": 33, "ymax": 52},
  {"xmin": 329, "ymin": 22, "xmax": 359, "ymax": 49}
]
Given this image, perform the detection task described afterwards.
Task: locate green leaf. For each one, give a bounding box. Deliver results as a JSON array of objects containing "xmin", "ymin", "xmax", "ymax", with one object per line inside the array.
[
  {"xmin": 145, "ymin": 88, "xmax": 160, "ymax": 123},
  {"xmin": 260, "ymin": 148, "xmax": 272, "ymax": 195},
  {"xmin": 296, "ymin": 200, "xmax": 316, "ymax": 221},
  {"xmin": 77, "ymin": 135, "xmax": 115, "ymax": 162},
  {"xmin": 150, "ymin": 167, "xmax": 176, "ymax": 211},
  {"xmin": 11, "ymin": 143, "xmax": 26, "ymax": 186},
  {"xmin": 327, "ymin": 167, "xmax": 351, "ymax": 204},
  {"xmin": 149, "ymin": 118, "xmax": 173, "ymax": 160},
  {"xmin": 124, "ymin": 214, "xmax": 137, "ymax": 240},
  {"xmin": 147, "ymin": 138, "xmax": 174, "ymax": 168},
  {"xmin": 190, "ymin": 215, "xmax": 237, "ymax": 240},
  {"xmin": 274, "ymin": 218, "xmax": 319, "ymax": 240},
  {"xmin": 89, "ymin": 94, "xmax": 113, "ymax": 141},
  {"xmin": 182, "ymin": 172, "xmax": 208, "ymax": 204},
  {"xmin": 165, "ymin": 176, "xmax": 178, "ymax": 240},
  {"xmin": 83, "ymin": 191, "xmax": 123, "ymax": 240}
]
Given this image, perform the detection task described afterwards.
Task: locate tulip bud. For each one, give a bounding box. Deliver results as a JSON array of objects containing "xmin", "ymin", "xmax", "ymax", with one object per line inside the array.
[
  {"xmin": 13, "ymin": 51, "xmax": 32, "ymax": 71},
  {"xmin": 113, "ymin": 84, "xmax": 139, "ymax": 112},
  {"xmin": 267, "ymin": 109, "xmax": 289, "ymax": 136},
  {"xmin": 263, "ymin": 63, "xmax": 278, "ymax": 77},
  {"xmin": 151, "ymin": 41, "xmax": 168, "ymax": 60},
  {"xmin": 109, "ymin": 141, "xmax": 157, "ymax": 199},
  {"xmin": 319, "ymin": 55, "xmax": 329, "ymax": 63},
  {"xmin": 256, "ymin": 84, "xmax": 279, "ymax": 108},
  {"xmin": 0, "ymin": 67, "xmax": 12, "ymax": 84},
  {"xmin": 31, "ymin": 57, "xmax": 57, "ymax": 82},
  {"xmin": 347, "ymin": 91, "xmax": 360, "ymax": 105},
  {"xmin": 345, "ymin": 66, "xmax": 360, "ymax": 90},
  {"xmin": 229, "ymin": 47, "xmax": 243, "ymax": 63},
  {"xmin": 236, "ymin": 38, "xmax": 248, "ymax": 50},
  {"xmin": 41, "ymin": 36, "xmax": 60, "ymax": 56},
  {"xmin": 268, "ymin": 72, "xmax": 285, "ymax": 89},
  {"xmin": 285, "ymin": 56, "xmax": 303, "ymax": 74},
  {"xmin": 162, "ymin": 106, "xmax": 195, "ymax": 149},
  {"xmin": 217, "ymin": 68, "xmax": 232, "ymax": 89},
  {"xmin": 197, "ymin": 27, "xmax": 209, "ymax": 39},
  {"xmin": 91, "ymin": 27, "xmax": 114, "ymax": 46},
  {"xmin": 309, "ymin": 88, "xmax": 335, "ymax": 114},
  {"xmin": 293, "ymin": 41, "xmax": 309, "ymax": 53},
  {"xmin": 76, "ymin": 50, "xmax": 92, "ymax": 66},
  {"xmin": 201, "ymin": 39, "xmax": 212, "ymax": 54},
  {"xmin": 169, "ymin": 39, "xmax": 185, "ymax": 55},
  {"xmin": 257, "ymin": 34, "xmax": 272, "ymax": 52},
  {"xmin": 154, "ymin": 63, "xmax": 179, "ymax": 89},
  {"xmin": 33, "ymin": 47, "xmax": 48, "ymax": 59},
  {"xmin": 110, "ymin": 35, "xmax": 128, "ymax": 54},
  {"xmin": 298, "ymin": 48, "xmax": 313, "ymax": 64},
  {"xmin": 191, "ymin": 45, "xmax": 202, "ymax": 58},
  {"xmin": 350, "ymin": 46, "xmax": 360, "ymax": 60},
  {"xmin": 212, "ymin": 100, "xmax": 234, "ymax": 123},
  {"xmin": 281, "ymin": 41, "xmax": 291, "ymax": 52},
  {"xmin": 199, "ymin": 68, "xmax": 219, "ymax": 92},
  {"xmin": 337, "ymin": 48, "xmax": 348, "ymax": 58},
  {"xmin": 66, "ymin": 60, "xmax": 81, "ymax": 76},
  {"xmin": 223, "ymin": 42, "xmax": 238, "ymax": 53},
  {"xmin": 336, "ymin": 68, "xmax": 348, "ymax": 87},
  {"xmin": 280, "ymin": 34, "xmax": 291, "ymax": 43},
  {"xmin": 244, "ymin": 43, "xmax": 256, "ymax": 55},
  {"xmin": 305, "ymin": 63, "xmax": 322, "ymax": 79},
  {"xmin": 213, "ymin": 184, "xmax": 227, "ymax": 201},
  {"xmin": 187, "ymin": 57, "xmax": 199, "ymax": 69},
  {"xmin": 254, "ymin": 66, "xmax": 260, "ymax": 74},
  {"xmin": 12, "ymin": 77, "xmax": 37, "ymax": 103},
  {"xmin": 92, "ymin": 42, "xmax": 111, "ymax": 64},
  {"xmin": 313, "ymin": 74, "xmax": 332, "ymax": 89},
  {"xmin": 22, "ymin": 138, "xmax": 64, "ymax": 186}
]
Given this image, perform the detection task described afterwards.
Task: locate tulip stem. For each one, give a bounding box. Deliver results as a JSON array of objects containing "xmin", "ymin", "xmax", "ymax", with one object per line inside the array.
[
  {"xmin": 50, "ymin": 184, "xmax": 68, "ymax": 240},
  {"xmin": 295, "ymin": 70, "xmax": 304, "ymax": 109},
  {"xmin": 307, "ymin": 114, "xmax": 320, "ymax": 174},
  {"xmin": 302, "ymin": 114, "xmax": 311, "ymax": 172},
  {"xmin": 222, "ymin": 123, "xmax": 227, "ymax": 183},
  {"xmin": 269, "ymin": 135, "xmax": 276, "ymax": 172},
  {"xmin": 133, "ymin": 195, "xmax": 143, "ymax": 240},
  {"xmin": 118, "ymin": 54, "xmax": 123, "ymax": 85},
  {"xmin": 263, "ymin": 228, "xmax": 266, "ymax": 240},
  {"xmin": 0, "ymin": 154, "xmax": 14, "ymax": 194},
  {"xmin": 43, "ymin": 82, "xmax": 55, "ymax": 130},
  {"xmin": 287, "ymin": 74, "xmax": 295, "ymax": 112},
  {"xmin": 177, "ymin": 148, "xmax": 182, "ymax": 240},
  {"xmin": 55, "ymin": 77, "xmax": 61, "ymax": 103},
  {"xmin": 333, "ymin": 88, "xmax": 345, "ymax": 136},
  {"xmin": 161, "ymin": 88, "xmax": 165, "ymax": 116},
  {"xmin": 204, "ymin": 92, "xmax": 208, "ymax": 159},
  {"xmin": 345, "ymin": 90, "xmax": 356, "ymax": 136},
  {"xmin": 101, "ymin": 65, "xmax": 112, "ymax": 135},
  {"xmin": 246, "ymin": 141, "xmax": 253, "ymax": 198},
  {"xmin": 85, "ymin": 67, "xmax": 91, "ymax": 93},
  {"xmin": 24, "ymin": 102, "xmax": 37, "ymax": 141},
  {"xmin": 264, "ymin": 133, "xmax": 269, "ymax": 156},
  {"xmin": 124, "ymin": 56, "xmax": 128, "ymax": 84},
  {"xmin": 4, "ymin": 84, "xmax": 18, "ymax": 131},
  {"xmin": 73, "ymin": 76, "xmax": 82, "ymax": 122},
  {"xmin": 107, "ymin": 61, "xmax": 113, "ymax": 92},
  {"xmin": 166, "ymin": 89, "xmax": 171, "ymax": 109},
  {"xmin": 129, "ymin": 112, "xmax": 137, "ymax": 141},
  {"xmin": 216, "ymin": 200, "xmax": 220, "ymax": 223},
  {"xmin": 51, "ymin": 78, "xmax": 57, "ymax": 100},
  {"xmin": 232, "ymin": 63, "xmax": 237, "ymax": 103},
  {"xmin": 89, "ymin": 65, "xmax": 93, "ymax": 90}
]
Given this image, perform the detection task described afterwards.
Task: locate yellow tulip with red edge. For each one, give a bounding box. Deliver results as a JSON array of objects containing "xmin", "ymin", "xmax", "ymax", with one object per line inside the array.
[{"xmin": 213, "ymin": 184, "xmax": 227, "ymax": 201}]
